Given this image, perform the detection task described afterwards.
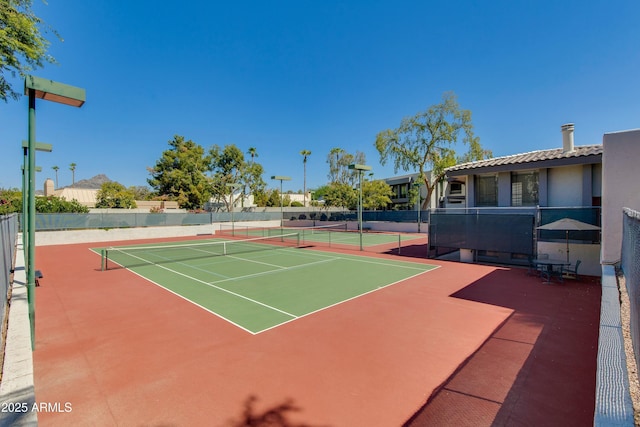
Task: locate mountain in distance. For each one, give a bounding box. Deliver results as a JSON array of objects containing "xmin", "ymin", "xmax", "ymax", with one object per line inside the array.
[{"xmin": 65, "ymin": 174, "xmax": 113, "ymax": 189}]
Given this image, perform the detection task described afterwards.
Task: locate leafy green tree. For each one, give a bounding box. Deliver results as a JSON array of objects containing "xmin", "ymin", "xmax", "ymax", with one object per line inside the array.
[
  {"xmin": 265, "ymin": 189, "xmax": 279, "ymax": 207},
  {"xmin": 0, "ymin": 0, "xmax": 59, "ymax": 102},
  {"xmin": 128, "ymin": 185, "xmax": 153, "ymax": 201},
  {"xmin": 253, "ymin": 188, "xmax": 268, "ymax": 207},
  {"xmin": 374, "ymin": 92, "xmax": 492, "ymax": 209},
  {"xmin": 1, "ymin": 188, "xmax": 88, "ymax": 213},
  {"xmin": 96, "ymin": 182, "xmax": 137, "ymax": 208},
  {"xmin": 311, "ymin": 184, "xmax": 329, "ymax": 201},
  {"xmin": 208, "ymin": 144, "xmax": 246, "ymax": 211},
  {"xmin": 35, "ymin": 195, "xmax": 89, "ymax": 213},
  {"xmin": 327, "ymin": 148, "xmax": 344, "ymax": 183},
  {"xmin": 148, "ymin": 135, "xmax": 211, "ymax": 210},
  {"xmin": 243, "ymin": 161, "xmax": 266, "ymax": 205},
  {"xmin": 0, "ymin": 188, "xmax": 22, "ymax": 214},
  {"xmin": 322, "ymin": 182, "xmax": 357, "ymax": 209},
  {"xmin": 326, "ymin": 148, "xmax": 366, "ymax": 186},
  {"xmin": 362, "ymin": 180, "xmax": 393, "ymax": 210},
  {"xmin": 209, "ymin": 144, "xmax": 267, "ymax": 211}
]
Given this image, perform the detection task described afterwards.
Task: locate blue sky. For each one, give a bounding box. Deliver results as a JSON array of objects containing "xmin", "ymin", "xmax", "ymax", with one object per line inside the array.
[{"xmin": 2, "ymin": 0, "xmax": 639, "ymax": 193}]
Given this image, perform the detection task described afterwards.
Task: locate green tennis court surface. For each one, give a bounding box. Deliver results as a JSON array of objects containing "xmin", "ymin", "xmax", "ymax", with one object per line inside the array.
[
  {"xmin": 94, "ymin": 235, "xmax": 437, "ymax": 333},
  {"xmin": 219, "ymin": 223, "xmax": 424, "ymax": 248}
]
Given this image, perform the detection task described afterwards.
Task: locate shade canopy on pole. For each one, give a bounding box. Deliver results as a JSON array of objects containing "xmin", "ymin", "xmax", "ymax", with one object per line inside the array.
[{"xmin": 537, "ymin": 218, "xmax": 601, "ymax": 263}]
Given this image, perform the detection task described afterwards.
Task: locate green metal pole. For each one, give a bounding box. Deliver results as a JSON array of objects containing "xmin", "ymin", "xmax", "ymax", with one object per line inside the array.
[
  {"xmin": 359, "ymin": 171, "xmax": 363, "ymax": 251},
  {"xmin": 280, "ymin": 180, "xmax": 284, "ymax": 227},
  {"xmin": 230, "ymin": 193, "xmax": 234, "ymax": 236},
  {"xmin": 27, "ymin": 89, "xmax": 36, "ymax": 350},
  {"xmin": 22, "ymin": 148, "xmax": 28, "ymax": 265},
  {"xmin": 417, "ymin": 192, "xmax": 421, "ymax": 233}
]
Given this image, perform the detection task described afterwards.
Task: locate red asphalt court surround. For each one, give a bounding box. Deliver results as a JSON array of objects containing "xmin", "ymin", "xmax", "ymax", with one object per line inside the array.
[{"xmin": 31, "ymin": 238, "xmax": 600, "ymax": 426}]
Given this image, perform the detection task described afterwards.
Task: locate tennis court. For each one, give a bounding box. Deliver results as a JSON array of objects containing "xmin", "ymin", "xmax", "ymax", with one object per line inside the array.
[
  {"xmin": 32, "ymin": 236, "xmax": 534, "ymax": 426},
  {"xmin": 218, "ymin": 222, "xmax": 425, "ymax": 249},
  {"xmin": 95, "ymin": 233, "xmax": 437, "ymax": 333}
]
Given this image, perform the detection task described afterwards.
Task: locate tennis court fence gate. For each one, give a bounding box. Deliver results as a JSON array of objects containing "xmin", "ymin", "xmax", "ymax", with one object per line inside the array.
[
  {"xmin": 0, "ymin": 214, "xmax": 19, "ymax": 356},
  {"xmin": 621, "ymin": 207, "xmax": 640, "ymax": 386}
]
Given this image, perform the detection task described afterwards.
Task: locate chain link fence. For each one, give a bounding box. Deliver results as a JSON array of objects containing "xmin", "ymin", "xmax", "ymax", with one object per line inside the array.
[
  {"xmin": 622, "ymin": 207, "xmax": 640, "ymax": 386},
  {"xmin": 33, "ymin": 211, "xmax": 281, "ymax": 231},
  {"xmin": 1, "ymin": 214, "xmax": 19, "ymax": 354}
]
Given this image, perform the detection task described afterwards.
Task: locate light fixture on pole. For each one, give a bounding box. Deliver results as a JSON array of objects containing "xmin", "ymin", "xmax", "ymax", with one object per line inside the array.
[
  {"xmin": 225, "ymin": 183, "xmax": 241, "ymax": 235},
  {"xmin": 348, "ymin": 164, "xmax": 372, "ymax": 251},
  {"xmin": 271, "ymin": 176, "xmax": 291, "ymax": 227},
  {"xmin": 25, "ymin": 75, "xmax": 85, "ymax": 349}
]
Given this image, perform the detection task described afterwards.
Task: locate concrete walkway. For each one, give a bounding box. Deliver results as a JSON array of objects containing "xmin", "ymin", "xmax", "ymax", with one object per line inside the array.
[{"xmin": 0, "ymin": 239, "xmax": 37, "ymax": 426}]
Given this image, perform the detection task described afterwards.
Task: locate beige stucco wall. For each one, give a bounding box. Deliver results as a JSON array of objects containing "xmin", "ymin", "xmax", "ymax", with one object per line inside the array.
[
  {"xmin": 547, "ymin": 165, "xmax": 584, "ymax": 207},
  {"xmin": 601, "ymin": 129, "xmax": 640, "ymax": 264}
]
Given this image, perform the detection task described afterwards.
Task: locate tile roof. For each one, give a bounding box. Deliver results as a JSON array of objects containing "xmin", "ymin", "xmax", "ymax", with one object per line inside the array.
[{"xmin": 446, "ymin": 144, "xmax": 602, "ymax": 173}]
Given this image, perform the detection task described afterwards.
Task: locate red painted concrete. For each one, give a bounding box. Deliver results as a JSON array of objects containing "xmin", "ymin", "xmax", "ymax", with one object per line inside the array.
[
  {"xmin": 406, "ymin": 269, "xmax": 601, "ymax": 427},
  {"xmin": 31, "ymin": 239, "xmax": 599, "ymax": 426}
]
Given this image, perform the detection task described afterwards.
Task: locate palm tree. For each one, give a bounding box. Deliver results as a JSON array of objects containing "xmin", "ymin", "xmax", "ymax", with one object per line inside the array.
[
  {"xmin": 52, "ymin": 165, "xmax": 59, "ymax": 188},
  {"xmin": 69, "ymin": 162, "xmax": 77, "ymax": 185},
  {"xmin": 247, "ymin": 147, "xmax": 258, "ymax": 164},
  {"xmin": 300, "ymin": 150, "xmax": 311, "ymax": 207}
]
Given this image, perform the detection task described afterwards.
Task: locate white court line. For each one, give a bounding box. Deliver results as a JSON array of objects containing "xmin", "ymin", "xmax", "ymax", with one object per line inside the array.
[
  {"xmin": 100, "ymin": 243, "xmax": 438, "ymax": 335},
  {"xmin": 116, "ymin": 266, "xmax": 257, "ymax": 334},
  {"xmin": 139, "ymin": 249, "xmax": 232, "ymax": 280},
  {"xmin": 226, "ymin": 254, "xmax": 290, "ymax": 270},
  {"xmin": 281, "ymin": 247, "xmax": 433, "ymax": 271},
  {"xmin": 111, "ymin": 250, "xmax": 298, "ymax": 319},
  {"xmin": 256, "ymin": 268, "xmax": 433, "ymax": 334},
  {"xmin": 209, "ymin": 257, "xmax": 340, "ymax": 285}
]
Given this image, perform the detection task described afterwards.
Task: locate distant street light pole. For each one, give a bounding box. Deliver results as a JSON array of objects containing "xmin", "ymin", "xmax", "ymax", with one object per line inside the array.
[
  {"xmin": 226, "ymin": 183, "xmax": 241, "ymax": 235},
  {"xmin": 348, "ymin": 164, "xmax": 372, "ymax": 251},
  {"xmin": 271, "ymin": 176, "xmax": 291, "ymax": 227},
  {"xmin": 25, "ymin": 75, "xmax": 85, "ymax": 349}
]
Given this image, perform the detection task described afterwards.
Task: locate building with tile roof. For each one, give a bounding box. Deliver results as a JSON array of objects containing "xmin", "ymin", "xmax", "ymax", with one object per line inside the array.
[
  {"xmin": 428, "ymin": 124, "xmax": 603, "ymax": 271},
  {"xmin": 443, "ymin": 124, "xmax": 602, "ymax": 208}
]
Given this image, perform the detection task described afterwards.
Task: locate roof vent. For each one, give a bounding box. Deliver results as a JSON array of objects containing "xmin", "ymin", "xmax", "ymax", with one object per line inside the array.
[{"xmin": 561, "ymin": 123, "xmax": 575, "ymax": 153}]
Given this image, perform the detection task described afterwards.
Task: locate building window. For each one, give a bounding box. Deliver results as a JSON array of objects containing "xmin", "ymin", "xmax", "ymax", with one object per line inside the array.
[
  {"xmin": 398, "ymin": 183, "xmax": 408, "ymax": 199},
  {"xmin": 511, "ymin": 171, "xmax": 538, "ymax": 206},
  {"xmin": 449, "ymin": 182, "xmax": 463, "ymax": 195},
  {"xmin": 475, "ymin": 175, "xmax": 497, "ymax": 206}
]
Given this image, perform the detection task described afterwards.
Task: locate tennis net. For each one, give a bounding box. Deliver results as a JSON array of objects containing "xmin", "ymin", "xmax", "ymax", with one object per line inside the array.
[
  {"xmin": 219, "ymin": 222, "xmax": 348, "ymax": 238},
  {"xmin": 100, "ymin": 232, "xmax": 300, "ymax": 270}
]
